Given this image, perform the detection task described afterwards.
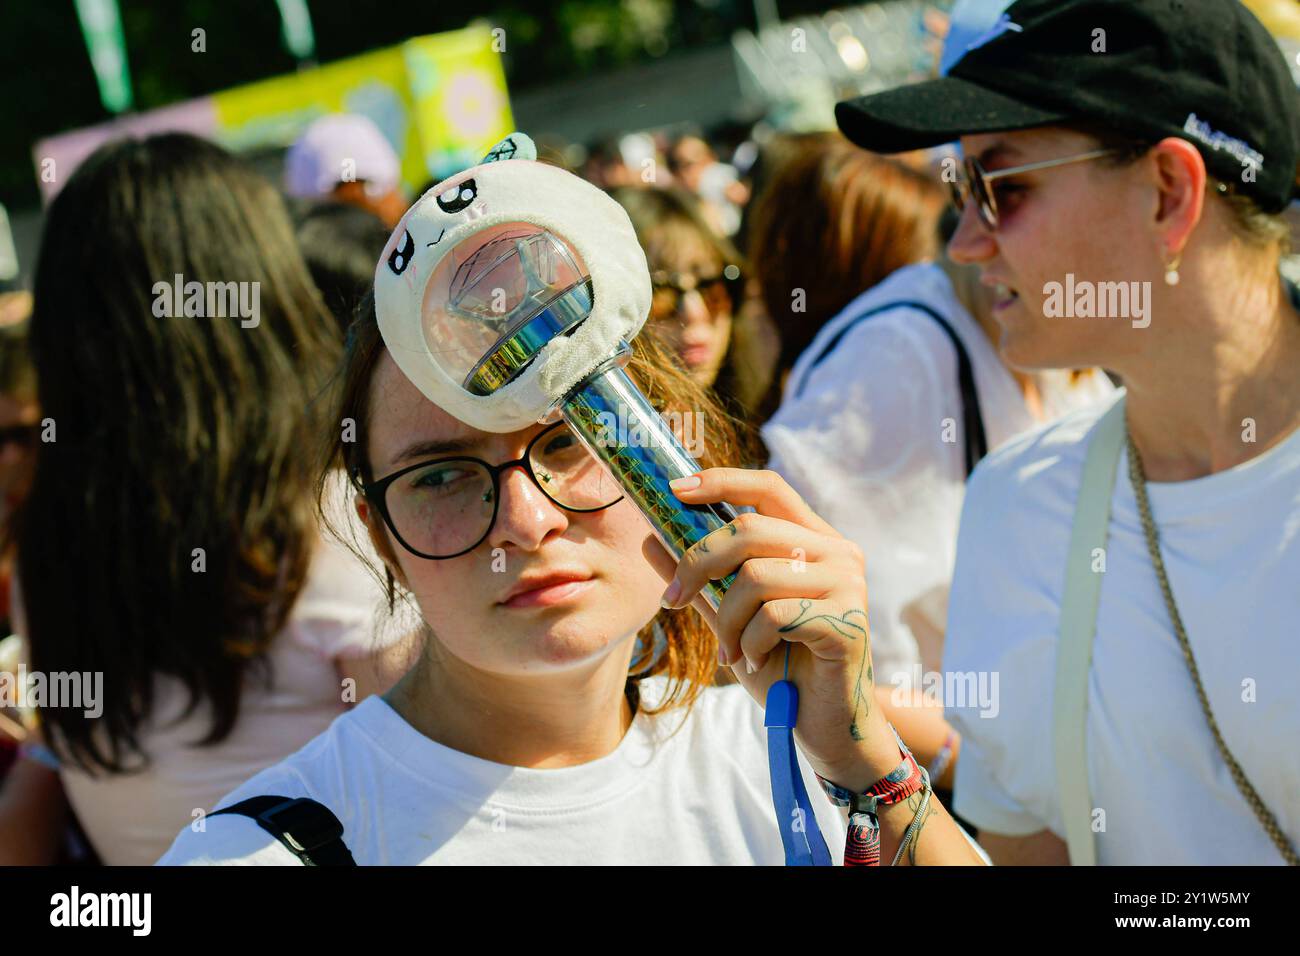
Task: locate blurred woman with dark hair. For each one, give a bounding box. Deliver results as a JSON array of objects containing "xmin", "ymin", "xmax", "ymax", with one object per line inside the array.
[{"xmin": 4, "ymin": 133, "xmax": 411, "ymax": 865}]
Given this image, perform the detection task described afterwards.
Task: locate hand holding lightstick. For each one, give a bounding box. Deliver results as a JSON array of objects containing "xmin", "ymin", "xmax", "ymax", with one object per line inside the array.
[{"xmin": 373, "ymin": 134, "xmax": 832, "ymax": 864}]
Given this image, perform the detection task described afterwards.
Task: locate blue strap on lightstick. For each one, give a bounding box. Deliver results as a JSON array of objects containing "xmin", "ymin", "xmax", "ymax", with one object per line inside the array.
[{"xmin": 764, "ymin": 646, "xmax": 833, "ymax": 866}]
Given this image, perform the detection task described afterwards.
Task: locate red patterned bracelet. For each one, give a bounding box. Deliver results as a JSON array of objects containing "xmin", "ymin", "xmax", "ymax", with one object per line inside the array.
[{"xmin": 815, "ymin": 724, "xmax": 929, "ymax": 866}]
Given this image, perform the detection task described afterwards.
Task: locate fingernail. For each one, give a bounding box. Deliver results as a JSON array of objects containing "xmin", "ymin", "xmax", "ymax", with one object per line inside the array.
[
  {"xmin": 745, "ymin": 657, "xmax": 758, "ymax": 675},
  {"xmin": 669, "ymin": 474, "xmax": 701, "ymax": 492},
  {"xmin": 660, "ymin": 578, "xmax": 682, "ymax": 608},
  {"xmin": 718, "ymin": 645, "xmax": 728, "ymax": 666}
]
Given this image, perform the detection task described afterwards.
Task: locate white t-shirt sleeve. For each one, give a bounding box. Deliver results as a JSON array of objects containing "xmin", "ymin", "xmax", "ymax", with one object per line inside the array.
[
  {"xmin": 942, "ymin": 449, "xmax": 1058, "ymax": 838},
  {"xmin": 156, "ymin": 815, "xmax": 303, "ymax": 866},
  {"xmin": 950, "ymin": 728, "xmax": 1044, "ymax": 837},
  {"xmin": 763, "ymin": 310, "xmax": 968, "ymax": 684},
  {"xmin": 156, "ymin": 767, "xmax": 318, "ymax": 865}
]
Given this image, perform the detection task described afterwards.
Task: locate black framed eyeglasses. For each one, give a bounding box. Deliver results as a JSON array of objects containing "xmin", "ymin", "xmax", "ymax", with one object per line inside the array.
[
  {"xmin": 353, "ymin": 419, "xmax": 625, "ymax": 560},
  {"xmin": 948, "ymin": 147, "xmax": 1122, "ymax": 231}
]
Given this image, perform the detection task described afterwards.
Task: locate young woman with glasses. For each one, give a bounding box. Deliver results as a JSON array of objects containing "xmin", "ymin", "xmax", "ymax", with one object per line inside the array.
[{"xmin": 158, "ymin": 267, "xmax": 992, "ymax": 864}]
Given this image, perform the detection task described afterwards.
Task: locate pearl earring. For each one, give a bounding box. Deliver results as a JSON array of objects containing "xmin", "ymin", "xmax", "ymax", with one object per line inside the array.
[{"xmin": 1164, "ymin": 251, "xmax": 1182, "ymax": 287}]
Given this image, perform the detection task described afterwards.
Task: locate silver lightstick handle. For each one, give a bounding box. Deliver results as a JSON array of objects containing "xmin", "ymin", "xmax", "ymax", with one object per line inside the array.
[{"xmin": 559, "ymin": 345, "xmax": 739, "ymax": 612}]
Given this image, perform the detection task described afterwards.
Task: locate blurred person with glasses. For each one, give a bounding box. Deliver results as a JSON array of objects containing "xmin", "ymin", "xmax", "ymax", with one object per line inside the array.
[{"xmin": 608, "ymin": 186, "xmax": 775, "ymax": 434}]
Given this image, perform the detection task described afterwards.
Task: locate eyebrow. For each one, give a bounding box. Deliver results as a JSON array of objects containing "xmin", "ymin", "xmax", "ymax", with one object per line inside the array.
[
  {"xmin": 976, "ymin": 143, "xmax": 1023, "ymax": 168},
  {"xmin": 391, "ymin": 435, "xmax": 482, "ymax": 466}
]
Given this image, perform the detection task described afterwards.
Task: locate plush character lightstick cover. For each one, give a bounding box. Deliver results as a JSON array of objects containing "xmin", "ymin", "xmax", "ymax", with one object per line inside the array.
[
  {"xmin": 374, "ymin": 133, "xmax": 651, "ymax": 433},
  {"xmin": 373, "ymin": 134, "xmax": 831, "ymax": 866}
]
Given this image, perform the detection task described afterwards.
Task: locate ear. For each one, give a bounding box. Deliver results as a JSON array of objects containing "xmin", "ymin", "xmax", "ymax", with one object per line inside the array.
[
  {"xmin": 1148, "ymin": 137, "xmax": 1207, "ymax": 257},
  {"xmin": 355, "ymin": 493, "xmax": 411, "ymax": 592}
]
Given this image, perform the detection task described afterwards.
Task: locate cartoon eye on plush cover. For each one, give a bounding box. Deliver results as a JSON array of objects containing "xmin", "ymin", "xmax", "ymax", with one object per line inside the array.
[
  {"xmin": 436, "ymin": 179, "xmax": 477, "ymax": 214},
  {"xmin": 387, "ymin": 229, "xmax": 415, "ymax": 275}
]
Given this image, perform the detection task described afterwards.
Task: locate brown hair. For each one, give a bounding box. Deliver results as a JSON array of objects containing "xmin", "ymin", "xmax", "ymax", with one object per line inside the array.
[
  {"xmin": 318, "ymin": 292, "xmax": 758, "ymax": 718},
  {"xmin": 747, "ymin": 132, "xmax": 946, "ymax": 412}
]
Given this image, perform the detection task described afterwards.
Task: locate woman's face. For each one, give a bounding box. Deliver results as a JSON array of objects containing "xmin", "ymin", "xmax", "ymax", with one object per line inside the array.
[
  {"xmin": 947, "ymin": 126, "xmax": 1162, "ymax": 371},
  {"xmin": 646, "ymin": 231, "xmax": 734, "ymax": 387},
  {"xmin": 358, "ymin": 351, "xmax": 668, "ymax": 677}
]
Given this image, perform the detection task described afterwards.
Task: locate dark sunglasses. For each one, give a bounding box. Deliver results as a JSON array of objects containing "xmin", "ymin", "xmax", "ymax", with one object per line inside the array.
[{"xmin": 650, "ymin": 267, "xmax": 743, "ymax": 320}]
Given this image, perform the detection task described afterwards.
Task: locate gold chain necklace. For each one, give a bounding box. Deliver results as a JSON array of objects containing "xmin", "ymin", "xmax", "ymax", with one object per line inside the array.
[{"xmin": 1124, "ymin": 425, "xmax": 1298, "ymax": 865}]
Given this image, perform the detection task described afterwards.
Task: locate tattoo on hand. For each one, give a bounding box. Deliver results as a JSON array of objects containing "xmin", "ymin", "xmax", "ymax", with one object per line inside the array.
[
  {"xmin": 696, "ymin": 521, "xmax": 736, "ymax": 555},
  {"xmin": 778, "ymin": 598, "xmax": 871, "ymax": 740}
]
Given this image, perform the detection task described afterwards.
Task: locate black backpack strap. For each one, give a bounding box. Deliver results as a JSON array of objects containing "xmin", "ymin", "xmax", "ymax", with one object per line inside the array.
[
  {"xmin": 209, "ymin": 795, "xmax": 357, "ymax": 866},
  {"xmin": 794, "ymin": 300, "xmax": 988, "ymax": 477}
]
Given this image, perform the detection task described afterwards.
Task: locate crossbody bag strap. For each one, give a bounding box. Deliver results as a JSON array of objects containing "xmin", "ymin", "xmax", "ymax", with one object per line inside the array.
[
  {"xmin": 210, "ymin": 795, "xmax": 357, "ymax": 866},
  {"xmin": 795, "ymin": 300, "xmax": 988, "ymax": 476},
  {"xmin": 1053, "ymin": 396, "xmax": 1126, "ymax": 866}
]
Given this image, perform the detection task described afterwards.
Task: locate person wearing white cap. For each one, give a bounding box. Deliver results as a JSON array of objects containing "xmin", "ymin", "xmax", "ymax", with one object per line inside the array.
[{"xmin": 284, "ymin": 114, "xmax": 407, "ymax": 228}]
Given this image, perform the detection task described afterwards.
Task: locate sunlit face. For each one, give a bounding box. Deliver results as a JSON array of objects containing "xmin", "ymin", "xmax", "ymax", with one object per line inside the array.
[
  {"xmin": 358, "ymin": 351, "xmax": 668, "ymax": 677},
  {"xmin": 645, "ymin": 230, "xmax": 734, "ymax": 387},
  {"xmin": 671, "ymin": 137, "xmax": 714, "ymax": 194},
  {"xmin": 947, "ymin": 126, "xmax": 1163, "ymax": 371}
]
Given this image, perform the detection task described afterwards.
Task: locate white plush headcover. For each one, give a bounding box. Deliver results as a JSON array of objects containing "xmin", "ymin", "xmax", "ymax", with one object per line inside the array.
[{"xmin": 373, "ymin": 133, "xmax": 650, "ymax": 433}]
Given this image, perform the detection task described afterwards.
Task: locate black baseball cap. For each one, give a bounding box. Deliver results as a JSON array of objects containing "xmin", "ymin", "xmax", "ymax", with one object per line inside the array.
[{"xmin": 835, "ymin": 0, "xmax": 1300, "ymax": 212}]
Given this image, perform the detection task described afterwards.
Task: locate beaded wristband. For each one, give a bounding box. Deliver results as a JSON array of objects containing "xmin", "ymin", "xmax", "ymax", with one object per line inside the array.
[{"xmin": 816, "ymin": 724, "xmax": 928, "ymax": 866}]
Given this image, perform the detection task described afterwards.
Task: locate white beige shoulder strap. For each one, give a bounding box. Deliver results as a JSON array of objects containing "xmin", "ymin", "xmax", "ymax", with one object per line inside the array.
[{"xmin": 1053, "ymin": 396, "xmax": 1126, "ymax": 866}]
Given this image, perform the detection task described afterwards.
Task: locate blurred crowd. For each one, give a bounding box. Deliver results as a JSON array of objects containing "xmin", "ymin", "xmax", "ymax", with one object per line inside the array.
[{"xmin": 1, "ymin": 0, "xmax": 1299, "ymax": 867}]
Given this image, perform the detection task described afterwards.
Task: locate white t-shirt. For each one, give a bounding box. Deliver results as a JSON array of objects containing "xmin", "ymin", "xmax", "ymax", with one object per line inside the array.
[
  {"xmin": 51, "ymin": 472, "xmax": 392, "ymax": 866},
  {"xmin": 944, "ymin": 391, "xmax": 1300, "ymax": 864},
  {"xmin": 157, "ymin": 677, "xmax": 849, "ymax": 865},
  {"xmin": 762, "ymin": 263, "xmax": 1114, "ymax": 688}
]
